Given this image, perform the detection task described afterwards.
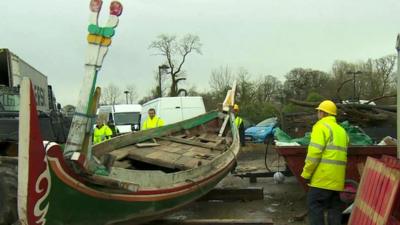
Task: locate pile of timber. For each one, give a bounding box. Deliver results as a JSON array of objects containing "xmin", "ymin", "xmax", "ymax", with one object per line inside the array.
[{"xmin": 286, "ymin": 99, "xmax": 397, "ymax": 140}]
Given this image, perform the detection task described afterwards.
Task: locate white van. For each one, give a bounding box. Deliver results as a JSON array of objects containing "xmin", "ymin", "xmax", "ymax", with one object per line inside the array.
[
  {"xmin": 141, "ymin": 97, "xmax": 206, "ymax": 126},
  {"xmin": 97, "ymin": 104, "xmax": 142, "ymax": 134}
]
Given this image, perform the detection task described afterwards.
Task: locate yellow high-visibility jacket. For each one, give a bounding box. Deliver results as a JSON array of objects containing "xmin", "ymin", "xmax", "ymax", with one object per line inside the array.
[
  {"xmin": 93, "ymin": 124, "xmax": 113, "ymax": 144},
  {"xmin": 301, "ymin": 116, "xmax": 349, "ymax": 191},
  {"xmin": 142, "ymin": 116, "xmax": 165, "ymax": 130},
  {"xmin": 234, "ymin": 116, "xmax": 243, "ymax": 128}
]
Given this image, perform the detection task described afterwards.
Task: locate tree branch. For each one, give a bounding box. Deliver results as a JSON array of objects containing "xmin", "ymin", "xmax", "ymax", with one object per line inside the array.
[{"xmin": 335, "ymin": 78, "xmax": 353, "ymax": 101}]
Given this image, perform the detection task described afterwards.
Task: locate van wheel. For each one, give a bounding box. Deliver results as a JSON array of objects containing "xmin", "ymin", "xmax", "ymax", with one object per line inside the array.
[{"xmin": 0, "ymin": 158, "xmax": 18, "ymax": 225}]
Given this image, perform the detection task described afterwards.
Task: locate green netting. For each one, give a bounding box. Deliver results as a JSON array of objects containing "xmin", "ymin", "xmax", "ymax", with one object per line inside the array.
[
  {"xmin": 274, "ymin": 128, "xmax": 311, "ymax": 146},
  {"xmin": 340, "ymin": 121, "xmax": 373, "ymax": 145},
  {"xmin": 274, "ymin": 121, "xmax": 373, "ymax": 146}
]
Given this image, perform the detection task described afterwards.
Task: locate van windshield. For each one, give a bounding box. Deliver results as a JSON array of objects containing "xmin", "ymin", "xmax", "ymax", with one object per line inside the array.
[{"xmin": 114, "ymin": 112, "xmax": 140, "ymax": 125}]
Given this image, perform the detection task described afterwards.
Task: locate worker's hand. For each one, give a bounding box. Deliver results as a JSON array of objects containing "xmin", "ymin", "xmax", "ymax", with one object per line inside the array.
[{"xmin": 303, "ymin": 178, "xmax": 310, "ymax": 184}]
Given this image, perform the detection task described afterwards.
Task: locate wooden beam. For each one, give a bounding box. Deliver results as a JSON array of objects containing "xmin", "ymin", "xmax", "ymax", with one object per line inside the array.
[
  {"xmin": 219, "ymin": 115, "xmax": 230, "ymax": 136},
  {"xmin": 150, "ymin": 218, "xmax": 274, "ymax": 225},
  {"xmin": 135, "ymin": 143, "xmax": 160, "ymax": 148},
  {"xmin": 198, "ymin": 187, "xmax": 264, "ymax": 201}
]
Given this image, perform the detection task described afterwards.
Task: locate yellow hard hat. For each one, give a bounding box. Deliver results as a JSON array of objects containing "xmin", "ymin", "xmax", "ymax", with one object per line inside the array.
[
  {"xmin": 233, "ymin": 104, "xmax": 239, "ymax": 110},
  {"xmin": 316, "ymin": 100, "xmax": 337, "ymax": 115}
]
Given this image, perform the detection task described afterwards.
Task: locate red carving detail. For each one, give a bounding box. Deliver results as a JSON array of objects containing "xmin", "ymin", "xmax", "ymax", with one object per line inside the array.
[
  {"xmin": 90, "ymin": 0, "xmax": 103, "ymax": 13},
  {"xmin": 110, "ymin": 1, "xmax": 123, "ymax": 16},
  {"xmin": 27, "ymin": 83, "xmax": 49, "ymax": 225}
]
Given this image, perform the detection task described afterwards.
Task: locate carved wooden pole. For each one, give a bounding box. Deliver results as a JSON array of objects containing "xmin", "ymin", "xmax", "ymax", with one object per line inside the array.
[{"xmin": 64, "ymin": 0, "xmax": 123, "ymax": 156}]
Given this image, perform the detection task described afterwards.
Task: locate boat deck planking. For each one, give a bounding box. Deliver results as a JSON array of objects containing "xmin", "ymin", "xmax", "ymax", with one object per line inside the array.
[{"xmin": 107, "ymin": 134, "xmax": 228, "ymax": 171}]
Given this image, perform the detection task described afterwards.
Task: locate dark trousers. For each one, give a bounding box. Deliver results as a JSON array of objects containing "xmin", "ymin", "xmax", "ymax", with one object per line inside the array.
[
  {"xmin": 238, "ymin": 123, "xmax": 245, "ymax": 146},
  {"xmin": 307, "ymin": 187, "xmax": 342, "ymax": 225}
]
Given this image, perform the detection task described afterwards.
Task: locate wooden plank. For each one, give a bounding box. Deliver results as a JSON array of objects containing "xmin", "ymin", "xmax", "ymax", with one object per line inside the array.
[
  {"xmin": 113, "ymin": 160, "xmax": 132, "ymax": 169},
  {"xmin": 185, "ymin": 146, "xmax": 216, "ymax": 155},
  {"xmin": 150, "ymin": 218, "xmax": 274, "ymax": 225},
  {"xmin": 160, "ymin": 145, "xmax": 184, "ymax": 153},
  {"xmin": 136, "ymin": 143, "xmax": 160, "ymax": 148},
  {"xmin": 109, "ymin": 148, "xmax": 131, "ymax": 160},
  {"xmin": 160, "ymin": 136, "xmax": 225, "ymax": 151},
  {"xmin": 198, "ymin": 187, "xmax": 264, "ymax": 201}
]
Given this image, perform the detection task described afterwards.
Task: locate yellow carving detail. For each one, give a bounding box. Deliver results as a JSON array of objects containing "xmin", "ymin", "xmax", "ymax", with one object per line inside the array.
[{"xmin": 87, "ymin": 34, "xmax": 112, "ymax": 46}]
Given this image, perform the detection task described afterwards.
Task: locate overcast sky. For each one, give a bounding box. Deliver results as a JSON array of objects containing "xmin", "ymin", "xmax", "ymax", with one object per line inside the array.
[{"xmin": 1, "ymin": 0, "xmax": 399, "ymax": 105}]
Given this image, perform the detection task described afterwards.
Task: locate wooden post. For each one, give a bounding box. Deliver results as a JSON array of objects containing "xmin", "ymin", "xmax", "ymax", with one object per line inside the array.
[{"xmin": 396, "ymin": 34, "xmax": 400, "ymax": 159}]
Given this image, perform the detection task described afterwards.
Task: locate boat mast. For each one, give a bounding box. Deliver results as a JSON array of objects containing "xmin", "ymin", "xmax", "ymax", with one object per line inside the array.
[
  {"xmin": 64, "ymin": 0, "xmax": 123, "ymax": 156},
  {"xmin": 396, "ymin": 34, "xmax": 400, "ymax": 159}
]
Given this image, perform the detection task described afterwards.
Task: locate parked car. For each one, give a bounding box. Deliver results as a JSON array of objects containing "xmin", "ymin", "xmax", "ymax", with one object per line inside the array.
[{"xmin": 245, "ymin": 117, "xmax": 278, "ymax": 143}]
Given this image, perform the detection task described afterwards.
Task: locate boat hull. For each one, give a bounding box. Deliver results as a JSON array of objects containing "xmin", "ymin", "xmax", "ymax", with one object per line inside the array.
[{"xmin": 43, "ymin": 145, "xmax": 235, "ymax": 225}]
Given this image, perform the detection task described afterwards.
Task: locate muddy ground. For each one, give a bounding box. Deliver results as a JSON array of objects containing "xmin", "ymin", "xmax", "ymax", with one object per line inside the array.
[{"xmin": 151, "ymin": 144, "xmax": 309, "ymax": 225}]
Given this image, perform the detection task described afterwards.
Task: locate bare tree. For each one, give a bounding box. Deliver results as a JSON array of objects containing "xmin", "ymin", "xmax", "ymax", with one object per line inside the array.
[
  {"xmin": 236, "ymin": 69, "xmax": 255, "ymax": 104},
  {"xmin": 149, "ymin": 71, "xmax": 169, "ymax": 97},
  {"xmin": 332, "ymin": 55, "xmax": 396, "ymax": 102},
  {"xmin": 125, "ymin": 84, "xmax": 138, "ymax": 104},
  {"xmin": 255, "ymin": 75, "xmax": 282, "ymax": 102},
  {"xmin": 209, "ymin": 66, "xmax": 234, "ymax": 94},
  {"xmin": 284, "ymin": 68, "xmax": 330, "ymax": 100},
  {"xmin": 186, "ymin": 85, "xmax": 200, "ymax": 96},
  {"xmin": 331, "ymin": 60, "xmax": 361, "ymax": 100},
  {"xmin": 149, "ymin": 34, "xmax": 202, "ymax": 96},
  {"xmin": 373, "ymin": 55, "xmax": 396, "ymax": 96},
  {"xmin": 100, "ymin": 83, "xmax": 122, "ymax": 105}
]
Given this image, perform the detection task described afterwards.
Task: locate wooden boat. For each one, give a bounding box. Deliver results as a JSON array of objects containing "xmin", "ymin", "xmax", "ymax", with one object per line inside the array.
[
  {"xmin": 17, "ymin": 78, "xmax": 240, "ymax": 225},
  {"xmin": 17, "ymin": 1, "xmax": 240, "ymax": 224}
]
